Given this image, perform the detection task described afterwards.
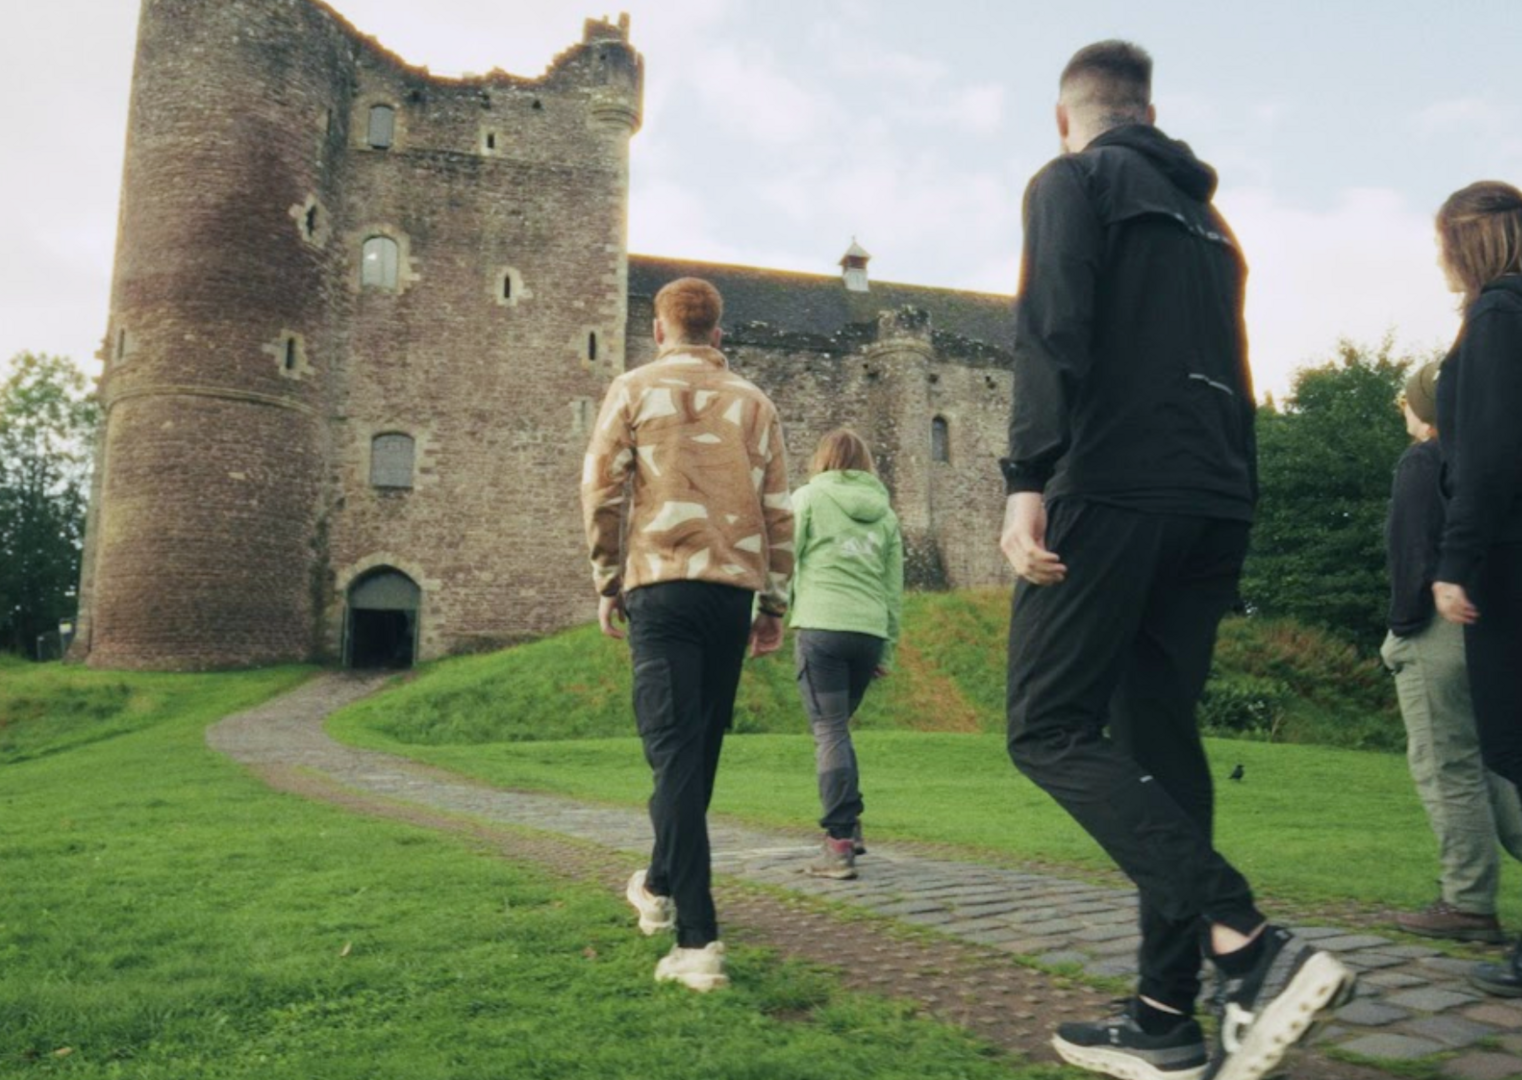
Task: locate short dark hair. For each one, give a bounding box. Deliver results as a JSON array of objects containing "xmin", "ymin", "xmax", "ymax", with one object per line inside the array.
[{"xmin": 1059, "ymin": 40, "xmax": 1152, "ymax": 125}]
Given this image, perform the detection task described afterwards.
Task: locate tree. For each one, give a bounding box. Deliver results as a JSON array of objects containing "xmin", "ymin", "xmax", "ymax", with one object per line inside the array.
[
  {"xmin": 0, "ymin": 353, "xmax": 99, "ymax": 658},
  {"xmin": 1240, "ymin": 337, "xmax": 1430, "ymax": 652}
]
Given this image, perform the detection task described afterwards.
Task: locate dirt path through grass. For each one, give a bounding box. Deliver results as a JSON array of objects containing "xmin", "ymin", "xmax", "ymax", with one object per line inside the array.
[{"xmin": 209, "ymin": 673, "xmax": 1522, "ymax": 1080}]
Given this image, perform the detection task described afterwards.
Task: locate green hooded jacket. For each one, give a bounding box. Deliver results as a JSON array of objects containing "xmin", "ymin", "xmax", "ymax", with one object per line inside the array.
[{"xmin": 787, "ymin": 469, "xmax": 904, "ymax": 670}]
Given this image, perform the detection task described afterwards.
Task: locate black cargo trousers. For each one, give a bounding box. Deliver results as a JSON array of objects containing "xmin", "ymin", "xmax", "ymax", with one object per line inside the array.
[
  {"xmin": 626, "ymin": 580, "xmax": 754, "ymax": 949},
  {"xmin": 1006, "ymin": 498, "xmax": 1266, "ymax": 1012}
]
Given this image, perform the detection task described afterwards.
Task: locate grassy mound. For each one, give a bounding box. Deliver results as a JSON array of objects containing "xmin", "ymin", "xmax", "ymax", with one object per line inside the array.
[{"xmin": 341, "ymin": 590, "xmax": 1399, "ymax": 751}]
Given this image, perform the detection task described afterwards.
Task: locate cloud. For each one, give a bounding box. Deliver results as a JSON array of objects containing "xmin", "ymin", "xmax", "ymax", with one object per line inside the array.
[
  {"xmin": 679, "ymin": 43, "xmax": 838, "ymax": 146},
  {"xmin": 1217, "ymin": 185, "xmax": 1460, "ymax": 396}
]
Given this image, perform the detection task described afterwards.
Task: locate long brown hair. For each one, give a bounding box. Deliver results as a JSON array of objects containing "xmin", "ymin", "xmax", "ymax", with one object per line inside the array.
[
  {"xmin": 809, "ymin": 428, "xmax": 876, "ymax": 477},
  {"xmin": 1436, "ymin": 181, "xmax": 1522, "ymax": 306}
]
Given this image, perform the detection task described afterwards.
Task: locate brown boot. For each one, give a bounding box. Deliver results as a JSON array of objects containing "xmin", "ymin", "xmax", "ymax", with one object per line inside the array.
[
  {"xmin": 1396, "ymin": 900, "xmax": 1505, "ymax": 943},
  {"xmin": 805, "ymin": 836, "xmax": 857, "ymax": 879}
]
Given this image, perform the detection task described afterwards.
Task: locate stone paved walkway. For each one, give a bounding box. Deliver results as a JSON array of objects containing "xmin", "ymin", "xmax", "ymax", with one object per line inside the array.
[{"xmin": 208, "ymin": 674, "xmax": 1522, "ymax": 1080}]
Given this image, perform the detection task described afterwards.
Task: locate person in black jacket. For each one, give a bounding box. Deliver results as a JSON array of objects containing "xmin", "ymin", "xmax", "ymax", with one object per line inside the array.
[
  {"xmin": 1382, "ymin": 360, "xmax": 1522, "ymax": 944},
  {"xmin": 1430, "ymin": 179, "xmax": 1522, "ymax": 997},
  {"xmin": 999, "ymin": 41, "xmax": 1354, "ymax": 1080}
]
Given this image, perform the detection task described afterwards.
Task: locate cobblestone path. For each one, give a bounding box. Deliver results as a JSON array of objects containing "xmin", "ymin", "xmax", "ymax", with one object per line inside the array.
[{"xmin": 209, "ymin": 674, "xmax": 1522, "ymax": 1080}]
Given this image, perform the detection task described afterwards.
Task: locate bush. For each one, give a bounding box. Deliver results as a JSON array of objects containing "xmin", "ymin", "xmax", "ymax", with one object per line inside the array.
[
  {"xmin": 1211, "ymin": 616, "xmax": 1402, "ymax": 750},
  {"xmin": 1198, "ymin": 670, "xmax": 1292, "ymax": 739}
]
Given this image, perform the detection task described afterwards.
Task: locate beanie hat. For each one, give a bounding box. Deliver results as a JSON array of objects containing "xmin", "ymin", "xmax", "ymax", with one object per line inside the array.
[{"xmin": 1403, "ymin": 361, "xmax": 1440, "ymax": 425}]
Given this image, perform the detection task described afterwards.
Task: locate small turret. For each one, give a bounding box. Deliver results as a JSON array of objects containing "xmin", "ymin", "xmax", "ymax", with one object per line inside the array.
[{"xmin": 840, "ymin": 238, "xmax": 871, "ymax": 293}]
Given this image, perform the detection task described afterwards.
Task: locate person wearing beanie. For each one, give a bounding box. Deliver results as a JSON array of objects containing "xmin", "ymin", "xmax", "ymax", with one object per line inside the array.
[{"xmin": 1382, "ymin": 359, "xmax": 1522, "ymax": 944}]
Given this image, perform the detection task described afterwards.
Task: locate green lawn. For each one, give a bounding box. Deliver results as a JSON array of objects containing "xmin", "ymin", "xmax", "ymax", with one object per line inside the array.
[
  {"xmin": 0, "ymin": 658, "xmax": 1049, "ymax": 1079},
  {"xmin": 323, "ymin": 601, "xmax": 1516, "ymax": 927}
]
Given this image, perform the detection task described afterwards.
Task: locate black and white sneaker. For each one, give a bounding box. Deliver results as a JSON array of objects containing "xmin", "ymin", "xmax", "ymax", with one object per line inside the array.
[
  {"xmin": 1052, "ymin": 1000, "xmax": 1209, "ymax": 1080},
  {"xmin": 1201, "ymin": 926, "xmax": 1357, "ymax": 1080}
]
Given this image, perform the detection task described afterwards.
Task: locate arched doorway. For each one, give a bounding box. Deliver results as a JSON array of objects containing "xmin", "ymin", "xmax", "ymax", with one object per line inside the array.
[{"xmin": 345, "ymin": 568, "xmax": 420, "ymax": 669}]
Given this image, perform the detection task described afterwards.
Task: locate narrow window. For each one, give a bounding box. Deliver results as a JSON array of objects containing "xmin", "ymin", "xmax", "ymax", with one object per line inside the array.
[
  {"xmin": 588, "ymin": 332, "xmax": 598, "ymax": 362},
  {"xmin": 361, "ymin": 236, "xmax": 399, "ymax": 289},
  {"xmin": 370, "ymin": 433, "xmax": 415, "ymax": 489},
  {"xmin": 116, "ymin": 328, "xmax": 127, "ymax": 362},
  {"xmin": 931, "ymin": 416, "xmax": 950, "ymax": 463},
  {"xmin": 367, "ymin": 105, "xmax": 396, "ymax": 150},
  {"xmin": 284, "ymin": 338, "xmax": 297, "ymax": 372},
  {"xmin": 485, "ymin": 132, "xmax": 496, "ymax": 150},
  {"xmin": 304, "ymin": 205, "xmax": 319, "ymax": 239},
  {"xmin": 503, "ymin": 274, "xmax": 512, "ymax": 300}
]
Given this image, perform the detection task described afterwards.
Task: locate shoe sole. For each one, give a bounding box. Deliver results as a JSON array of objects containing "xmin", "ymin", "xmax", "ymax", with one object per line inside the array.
[
  {"xmin": 1468, "ymin": 972, "xmax": 1522, "ymax": 997},
  {"xmin": 803, "ymin": 866, "xmax": 858, "ymax": 880},
  {"xmin": 656, "ymin": 971, "xmax": 730, "ymax": 992},
  {"xmin": 626, "ymin": 875, "xmax": 675, "ymax": 936},
  {"xmin": 1212, "ymin": 952, "xmax": 1357, "ymax": 1080},
  {"xmin": 1399, "ymin": 923, "xmax": 1507, "ymax": 945},
  {"xmin": 1051, "ymin": 1036, "xmax": 1206, "ymax": 1080}
]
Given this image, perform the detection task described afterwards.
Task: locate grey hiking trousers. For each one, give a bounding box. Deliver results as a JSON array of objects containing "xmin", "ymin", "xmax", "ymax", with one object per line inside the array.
[
  {"xmin": 795, "ymin": 629, "xmax": 884, "ymax": 840},
  {"xmin": 1382, "ymin": 618, "xmax": 1522, "ymax": 915}
]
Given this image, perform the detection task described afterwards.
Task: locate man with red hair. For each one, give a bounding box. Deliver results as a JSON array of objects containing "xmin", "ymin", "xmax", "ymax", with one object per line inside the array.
[{"xmin": 581, "ymin": 277, "xmax": 793, "ymax": 991}]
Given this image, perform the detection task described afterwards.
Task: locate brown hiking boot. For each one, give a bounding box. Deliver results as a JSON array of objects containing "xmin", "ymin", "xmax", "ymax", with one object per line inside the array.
[
  {"xmin": 1396, "ymin": 900, "xmax": 1505, "ymax": 943},
  {"xmin": 805, "ymin": 836, "xmax": 857, "ymax": 879}
]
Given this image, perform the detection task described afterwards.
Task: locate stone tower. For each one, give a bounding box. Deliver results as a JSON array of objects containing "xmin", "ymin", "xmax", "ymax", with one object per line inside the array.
[{"xmin": 73, "ymin": 0, "xmax": 642, "ymax": 669}]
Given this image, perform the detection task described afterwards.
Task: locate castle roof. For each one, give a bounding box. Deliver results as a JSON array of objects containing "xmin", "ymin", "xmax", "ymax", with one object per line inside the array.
[{"xmin": 628, "ymin": 254, "xmax": 1015, "ymax": 359}]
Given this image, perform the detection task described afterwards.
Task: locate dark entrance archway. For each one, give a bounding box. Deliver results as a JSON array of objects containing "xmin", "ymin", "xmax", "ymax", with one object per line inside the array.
[{"xmin": 345, "ymin": 568, "xmax": 420, "ymax": 669}]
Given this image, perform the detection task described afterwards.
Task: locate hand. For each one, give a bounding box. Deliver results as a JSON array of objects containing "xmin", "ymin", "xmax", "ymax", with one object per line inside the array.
[
  {"xmin": 999, "ymin": 492, "xmax": 1067, "ymax": 585},
  {"xmin": 749, "ymin": 612, "xmax": 783, "ymax": 657},
  {"xmin": 1433, "ymin": 581, "xmax": 1479, "ymax": 625},
  {"xmin": 598, "ymin": 593, "xmax": 627, "ymax": 639}
]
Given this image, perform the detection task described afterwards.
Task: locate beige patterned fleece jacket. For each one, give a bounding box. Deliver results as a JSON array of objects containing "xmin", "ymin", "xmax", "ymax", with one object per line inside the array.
[{"xmin": 581, "ymin": 344, "xmax": 794, "ymax": 612}]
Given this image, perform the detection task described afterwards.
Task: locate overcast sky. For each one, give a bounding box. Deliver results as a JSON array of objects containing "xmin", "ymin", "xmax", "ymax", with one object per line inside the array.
[{"xmin": 4, "ymin": 0, "xmax": 1519, "ymax": 397}]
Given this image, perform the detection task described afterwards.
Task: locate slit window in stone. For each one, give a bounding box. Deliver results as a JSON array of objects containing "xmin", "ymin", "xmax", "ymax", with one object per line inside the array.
[{"xmin": 932, "ymin": 416, "xmax": 950, "ymax": 463}]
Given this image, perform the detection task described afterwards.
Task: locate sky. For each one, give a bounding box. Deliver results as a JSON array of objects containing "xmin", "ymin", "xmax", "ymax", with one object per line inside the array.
[{"xmin": 3, "ymin": 0, "xmax": 1520, "ymax": 399}]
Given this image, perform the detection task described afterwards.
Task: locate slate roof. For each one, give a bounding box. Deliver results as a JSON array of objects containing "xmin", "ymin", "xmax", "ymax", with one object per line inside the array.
[{"xmin": 627, "ymin": 254, "xmax": 1016, "ymax": 358}]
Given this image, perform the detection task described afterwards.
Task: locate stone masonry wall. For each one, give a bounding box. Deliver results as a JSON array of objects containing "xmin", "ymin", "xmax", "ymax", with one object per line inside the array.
[
  {"xmin": 626, "ymin": 296, "xmax": 1014, "ymax": 595},
  {"xmin": 320, "ymin": 17, "xmax": 642, "ymax": 661},
  {"xmin": 80, "ymin": 0, "xmax": 356, "ymax": 669}
]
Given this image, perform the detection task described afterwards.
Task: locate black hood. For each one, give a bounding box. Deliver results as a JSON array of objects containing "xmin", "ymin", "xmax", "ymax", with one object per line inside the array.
[
  {"xmin": 1089, "ymin": 124, "xmax": 1218, "ymax": 202},
  {"xmin": 1480, "ymin": 275, "xmax": 1522, "ymax": 303}
]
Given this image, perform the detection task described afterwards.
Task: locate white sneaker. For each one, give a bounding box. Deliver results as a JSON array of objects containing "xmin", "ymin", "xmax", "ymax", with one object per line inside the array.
[
  {"xmin": 626, "ymin": 869, "xmax": 675, "ymax": 935},
  {"xmin": 655, "ymin": 941, "xmax": 729, "ymax": 991}
]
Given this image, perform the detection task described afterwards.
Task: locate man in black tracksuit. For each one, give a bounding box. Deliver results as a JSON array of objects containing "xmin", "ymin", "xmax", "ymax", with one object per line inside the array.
[{"xmin": 999, "ymin": 41, "xmax": 1353, "ymax": 1080}]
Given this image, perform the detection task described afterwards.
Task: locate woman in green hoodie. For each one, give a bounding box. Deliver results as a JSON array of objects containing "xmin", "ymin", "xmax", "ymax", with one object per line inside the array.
[{"xmin": 790, "ymin": 429, "xmax": 904, "ymax": 879}]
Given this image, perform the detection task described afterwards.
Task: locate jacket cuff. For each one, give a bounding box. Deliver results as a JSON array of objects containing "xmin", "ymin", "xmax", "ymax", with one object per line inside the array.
[
  {"xmin": 999, "ymin": 457, "xmax": 1049, "ymax": 496},
  {"xmin": 1434, "ymin": 552, "xmax": 1477, "ymax": 592}
]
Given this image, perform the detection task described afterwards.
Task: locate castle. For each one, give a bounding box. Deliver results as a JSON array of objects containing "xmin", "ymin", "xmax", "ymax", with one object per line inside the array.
[{"xmin": 71, "ymin": 0, "xmax": 1016, "ymax": 671}]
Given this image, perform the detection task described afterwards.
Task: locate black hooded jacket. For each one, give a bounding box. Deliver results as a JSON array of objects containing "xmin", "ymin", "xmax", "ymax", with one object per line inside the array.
[
  {"xmin": 1436, "ymin": 274, "xmax": 1522, "ymax": 589},
  {"xmin": 1002, "ymin": 125, "xmax": 1256, "ymax": 520}
]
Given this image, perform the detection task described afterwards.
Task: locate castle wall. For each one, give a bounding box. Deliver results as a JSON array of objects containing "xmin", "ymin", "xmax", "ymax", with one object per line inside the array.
[
  {"xmin": 77, "ymin": 0, "xmax": 1011, "ymax": 672},
  {"xmin": 626, "ymin": 297, "xmax": 1014, "ymax": 592},
  {"xmin": 78, "ymin": 0, "xmax": 356, "ymax": 669},
  {"xmin": 321, "ymin": 19, "xmax": 641, "ymax": 660}
]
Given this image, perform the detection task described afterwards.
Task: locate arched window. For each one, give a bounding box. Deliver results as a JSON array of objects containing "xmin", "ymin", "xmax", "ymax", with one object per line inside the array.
[
  {"xmin": 361, "ymin": 236, "xmax": 399, "ymax": 289},
  {"xmin": 931, "ymin": 415, "xmax": 950, "ymax": 463},
  {"xmin": 588, "ymin": 332, "xmax": 599, "ymax": 362},
  {"xmin": 367, "ymin": 105, "xmax": 396, "ymax": 149},
  {"xmin": 370, "ymin": 433, "xmax": 415, "ymax": 489}
]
